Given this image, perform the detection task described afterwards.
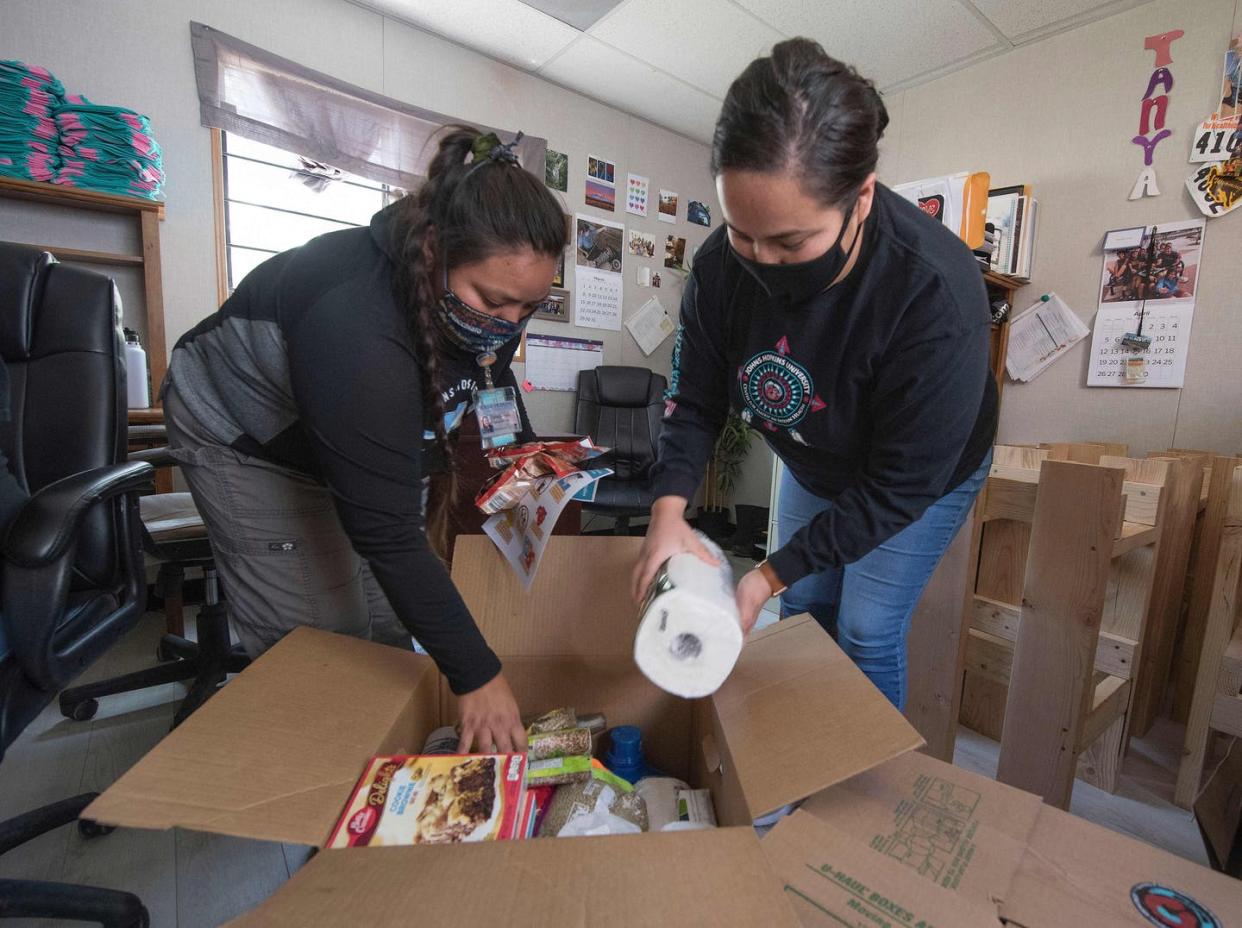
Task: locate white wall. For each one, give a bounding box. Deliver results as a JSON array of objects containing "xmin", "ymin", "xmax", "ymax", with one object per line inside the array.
[
  {"xmin": 878, "ymin": 0, "xmax": 1242, "ymax": 456},
  {"xmin": 0, "ymin": 0, "xmax": 719, "ymax": 434}
]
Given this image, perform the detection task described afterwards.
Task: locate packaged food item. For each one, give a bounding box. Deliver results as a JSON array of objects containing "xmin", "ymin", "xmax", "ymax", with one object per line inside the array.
[
  {"xmin": 327, "ymin": 754, "xmax": 527, "ymax": 847},
  {"xmin": 421, "ymin": 726, "xmax": 460, "ymax": 756},
  {"xmin": 526, "ymin": 707, "xmax": 578, "ymax": 734},
  {"xmin": 537, "ymin": 778, "xmax": 649, "ymax": 838},
  {"xmin": 528, "ymin": 726, "xmax": 592, "ymax": 761},
  {"xmin": 475, "ymin": 438, "xmax": 605, "ymax": 515},
  {"xmin": 526, "ymin": 753, "xmax": 593, "ymax": 787}
]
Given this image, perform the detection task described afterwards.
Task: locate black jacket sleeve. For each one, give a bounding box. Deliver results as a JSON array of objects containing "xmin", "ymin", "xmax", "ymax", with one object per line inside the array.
[
  {"xmin": 284, "ymin": 286, "xmax": 502, "ymax": 696},
  {"xmin": 765, "ymin": 287, "xmax": 991, "ymax": 586},
  {"xmin": 649, "ymin": 273, "xmax": 731, "ymax": 501}
]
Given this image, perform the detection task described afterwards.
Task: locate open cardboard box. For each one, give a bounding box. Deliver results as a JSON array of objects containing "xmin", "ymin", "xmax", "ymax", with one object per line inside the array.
[
  {"xmin": 87, "ymin": 537, "xmax": 924, "ymax": 922},
  {"xmin": 783, "ymin": 747, "xmax": 1242, "ymax": 927}
]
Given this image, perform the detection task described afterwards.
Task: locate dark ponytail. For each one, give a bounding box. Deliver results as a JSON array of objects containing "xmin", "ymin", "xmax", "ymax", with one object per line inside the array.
[
  {"xmin": 391, "ymin": 127, "xmax": 567, "ymax": 559},
  {"xmin": 711, "ymin": 38, "xmax": 889, "ymax": 208}
]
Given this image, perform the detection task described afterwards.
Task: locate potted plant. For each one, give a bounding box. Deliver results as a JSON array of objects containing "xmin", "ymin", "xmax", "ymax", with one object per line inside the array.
[{"xmin": 697, "ymin": 412, "xmax": 752, "ymax": 541}]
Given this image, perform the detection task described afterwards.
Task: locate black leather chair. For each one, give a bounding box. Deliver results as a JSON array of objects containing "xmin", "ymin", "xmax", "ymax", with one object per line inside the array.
[
  {"xmin": 59, "ymin": 434, "xmax": 248, "ymax": 727},
  {"xmin": 0, "ymin": 244, "xmax": 151, "ymax": 926},
  {"xmin": 574, "ymin": 366, "xmax": 667, "ymax": 535}
]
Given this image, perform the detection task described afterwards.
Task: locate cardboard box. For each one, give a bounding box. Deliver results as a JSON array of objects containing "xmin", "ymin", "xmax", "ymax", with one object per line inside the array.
[
  {"xmin": 801, "ymin": 749, "xmax": 1242, "ymax": 927},
  {"xmin": 227, "ymin": 827, "xmax": 797, "ymax": 927},
  {"xmin": 87, "ymin": 537, "xmax": 924, "ymax": 918},
  {"xmin": 799, "ymin": 747, "xmax": 1041, "ymax": 910},
  {"xmin": 762, "ymin": 810, "xmax": 1001, "ymax": 928}
]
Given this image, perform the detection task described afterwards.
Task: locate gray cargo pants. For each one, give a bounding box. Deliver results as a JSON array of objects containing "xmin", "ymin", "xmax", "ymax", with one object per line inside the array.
[{"xmin": 162, "ymin": 382, "xmax": 414, "ymax": 658}]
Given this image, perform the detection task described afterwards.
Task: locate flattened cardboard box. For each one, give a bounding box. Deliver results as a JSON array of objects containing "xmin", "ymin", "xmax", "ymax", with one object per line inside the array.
[
  {"xmin": 802, "ymin": 749, "xmax": 1242, "ymax": 927},
  {"xmin": 762, "ymin": 811, "xmax": 1000, "ymax": 928},
  {"xmin": 799, "ymin": 747, "xmax": 1041, "ymax": 910},
  {"xmin": 87, "ymin": 536, "xmax": 923, "ymax": 913},
  {"xmin": 226, "ymin": 827, "xmax": 799, "ymax": 927}
]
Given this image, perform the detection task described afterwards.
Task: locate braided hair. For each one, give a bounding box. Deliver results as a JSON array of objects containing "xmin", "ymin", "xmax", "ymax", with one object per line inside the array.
[{"xmin": 390, "ymin": 127, "xmax": 567, "ymax": 558}]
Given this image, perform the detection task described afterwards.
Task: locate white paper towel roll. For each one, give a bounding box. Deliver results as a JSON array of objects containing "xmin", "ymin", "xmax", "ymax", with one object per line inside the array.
[{"xmin": 634, "ymin": 534, "xmax": 743, "ymax": 698}]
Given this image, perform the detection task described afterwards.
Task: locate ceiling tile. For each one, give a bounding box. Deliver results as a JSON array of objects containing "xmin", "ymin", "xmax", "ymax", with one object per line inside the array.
[
  {"xmin": 588, "ymin": 0, "xmax": 785, "ymax": 98},
  {"xmin": 733, "ymin": 0, "xmax": 1007, "ymax": 89},
  {"xmin": 966, "ymin": 0, "xmax": 1156, "ymax": 44},
  {"xmin": 358, "ymin": 0, "xmax": 581, "ymax": 69},
  {"xmin": 539, "ymin": 36, "xmax": 721, "ymax": 142}
]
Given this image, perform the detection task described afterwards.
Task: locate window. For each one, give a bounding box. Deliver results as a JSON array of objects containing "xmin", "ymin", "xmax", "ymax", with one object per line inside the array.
[{"xmin": 218, "ymin": 132, "xmax": 403, "ymax": 293}]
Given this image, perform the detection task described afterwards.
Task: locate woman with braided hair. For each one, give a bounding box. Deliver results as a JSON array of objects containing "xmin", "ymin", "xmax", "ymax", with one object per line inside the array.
[
  {"xmin": 164, "ymin": 128, "xmax": 566, "ymax": 752},
  {"xmin": 633, "ymin": 40, "xmax": 997, "ymax": 709}
]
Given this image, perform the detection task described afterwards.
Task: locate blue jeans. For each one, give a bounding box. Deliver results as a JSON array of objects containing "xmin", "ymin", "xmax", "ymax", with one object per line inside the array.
[{"xmin": 778, "ymin": 451, "xmax": 992, "ymax": 709}]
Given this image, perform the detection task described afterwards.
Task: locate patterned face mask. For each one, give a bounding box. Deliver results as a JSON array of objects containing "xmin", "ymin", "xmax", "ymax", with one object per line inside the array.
[{"xmin": 433, "ymin": 281, "xmax": 527, "ymax": 355}]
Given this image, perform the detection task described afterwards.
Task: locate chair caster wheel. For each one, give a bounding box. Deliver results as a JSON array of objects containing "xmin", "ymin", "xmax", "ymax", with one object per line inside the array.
[
  {"xmin": 78, "ymin": 818, "xmax": 115, "ymax": 839},
  {"xmin": 64, "ymin": 698, "xmax": 99, "ymax": 721}
]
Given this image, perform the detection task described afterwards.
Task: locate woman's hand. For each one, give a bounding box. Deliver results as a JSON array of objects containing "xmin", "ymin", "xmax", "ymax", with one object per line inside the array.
[
  {"xmin": 735, "ymin": 568, "xmax": 772, "ymax": 638},
  {"xmin": 457, "ymin": 672, "xmax": 527, "ymax": 754},
  {"xmin": 631, "ymin": 496, "xmax": 720, "ymax": 602}
]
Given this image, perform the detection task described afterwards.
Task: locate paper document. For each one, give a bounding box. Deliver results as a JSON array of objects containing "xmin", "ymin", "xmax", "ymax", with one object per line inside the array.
[
  {"xmin": 1004, "ymin": 293, "xmax": 1089, "ymax": 382},
  {"xmin": 625, "ymin": 297, "xmax": 675, "ymax": 355},
  {"xmin": 525, "ymin": 334, "xmax": 604, "ymax": 391}
]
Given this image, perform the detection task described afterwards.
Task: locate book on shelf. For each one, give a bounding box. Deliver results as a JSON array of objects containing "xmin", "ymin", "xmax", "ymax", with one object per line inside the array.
[{"xmin": 986, "ymin": 184, "xmax": 1037, "ymax": 280}]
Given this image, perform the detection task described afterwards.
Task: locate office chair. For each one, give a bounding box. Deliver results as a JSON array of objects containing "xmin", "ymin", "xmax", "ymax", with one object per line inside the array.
[
  {"xmin": 0, "ymin": 243, "xmax": 151, "ymax": 926},
  {"xmin": 574, "ymin": 366, "xmax": 667, "ymax": 535},
  {"xmin": 58, "ymin": 425, "xmax": 249, "ymax": 728}
]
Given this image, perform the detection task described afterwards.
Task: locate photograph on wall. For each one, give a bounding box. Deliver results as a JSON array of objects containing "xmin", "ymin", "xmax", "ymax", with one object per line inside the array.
[
  {"xmin": 545, "ymin": 149, "xmax": 568, "ymax": 192},
  {"xmin": 1097, "ymin": 219, "xmax": 1203, "ymax": 306},
  {"xmin": 652, "ymin": 272, "xmax": 662, "ymax": 288},
  {"xmin": 637, "ymin": 266, "xmax": 652, "ymax": 286},
  {"xmin": 576, "ymin": 216, "xmax": 623, "ymax": 272},
  {"xmin": 658, "ymin": 189, "xmax": 678, "ymax": 223},
  {"xmin": 626, "ymin": 173, "xmax": 650, "ymax": 217},
  {"xmin": 534, "ymin": 288, "xmax": 571, "ymax": 323},
  {"xmin": 627, "ymin": 230, "xmax": 656, "ymax": 257},
  {"xmin": 664, "ymin": 235, "xmax": 686, "ymax": 270},
  {"xmin": 687, "ymin": 199, "xmax": 711, "ymax": 227},
  {"xmin": 1221, "ymin": 30, "xmax": 1241, "ymax": 119},
  {"xmin": 585, "ymin": 178, "xmax": 615, "ymax": 211},
  {"xmin": 552, "ymin": 250, "xmax": 565, "ymax": 287},
  {"xmin": 587, "ymin": 154, "xmax": 615, "ymax": 184}
]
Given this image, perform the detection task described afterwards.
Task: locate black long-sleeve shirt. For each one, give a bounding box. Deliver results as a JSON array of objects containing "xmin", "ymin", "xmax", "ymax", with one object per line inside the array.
[
  {"xmin": 168, "ymin": 204, "xmax": 531, "ymax": 694},
  {"xmin": 651, "ymin": 184, "xmax": 997, "ymax": 587}
]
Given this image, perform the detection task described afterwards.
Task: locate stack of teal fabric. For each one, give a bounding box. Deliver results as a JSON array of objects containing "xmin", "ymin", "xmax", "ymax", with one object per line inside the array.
[
  {"xmin": 53, "ymin": 95, "xmax": 164, "ymax": 200},
  {"xmin": 0, "ymin": 60, "xmax": 64, "ymax": 182}
]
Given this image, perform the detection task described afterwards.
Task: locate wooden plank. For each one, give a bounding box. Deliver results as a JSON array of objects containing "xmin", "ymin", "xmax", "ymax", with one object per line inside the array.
[
  {"xmin": 1174, "ymin": 467, "xmax": 1242, "ymax": 807},
  {"xmin": 964, "ymin": 627, "xmax": 1014, "ymax": 686},
  {"xmin": 905, "ymin": 504, "xmax": 980, "ymax": 762},
  {"xmin": 1113, "ymin": 521, "xmax": 1160, "ymax": 557},
  {"xmin": 996, "ymin": 460, "xmax": 1124, "ymax": 809},
  {"xmin": 140, "ymin": 208, "xmax": 168, "ymax": 403},
  {"xmin": 982, "ymin": 475, "xmax": 1038, "ymax": 522},
  {"xmin": 27, "ymin": 243, "xmax": 145, "ymax": 267},
  {"xmin": 959, "ymin": 669, "xmax": 1008, "ymax": 740},
  {"xmin": 1171, "ymin": 457, "xmax": 1242, "ymax": 722},
  {"xmin": 976, "ymin": 519, "xmax": 1030, "ymax": 603},
  {"xmin": 1078, "ymin": 674, "xmax": 1130, "ymax": 749},
  {"xmin": 1045, "ymin": 442, "xmax": 1106, "ymax": 464},
  {"xmin": 0, "ymin": 174, "xmax": 165, "ymax": 217},
  {"xmin": 970, "ymin": 596, "xmax": 1137, "ymax": 678},
  {"xmin": 1076, "ymin": 711, "xmax": 1126, "ymax": 793},
  {"xmin": 1101, "ymin": 546, "xmax": 1157, "ymax": 643},
  {"xmin": 993, "ymin": 445, "xmax": 1049, "ymax": 469},
  {"xmin": 1130, "ymin": 456, "xmax": 1202, "ymax": 736}
]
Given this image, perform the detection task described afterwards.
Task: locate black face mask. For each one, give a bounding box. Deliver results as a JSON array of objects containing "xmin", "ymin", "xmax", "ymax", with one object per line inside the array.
[{"xmin": 733, "ymin": 200, "xmax": 858, "ymax": 306}]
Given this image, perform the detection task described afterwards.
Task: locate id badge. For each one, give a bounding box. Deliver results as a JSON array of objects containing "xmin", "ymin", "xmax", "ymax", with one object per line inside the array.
[{"xmin": 476, "ymin": 386, "xmax": 521, "ymax": 449}]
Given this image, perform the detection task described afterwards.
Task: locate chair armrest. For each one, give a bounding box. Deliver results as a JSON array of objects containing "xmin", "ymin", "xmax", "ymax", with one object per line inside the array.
[
  {"xmin": 128, "ymin": 446, "xmax": 178, "ymax": 467},
  {"xmin": 4, "ymin": 461, "xmax": 153, "ymax": 567}
]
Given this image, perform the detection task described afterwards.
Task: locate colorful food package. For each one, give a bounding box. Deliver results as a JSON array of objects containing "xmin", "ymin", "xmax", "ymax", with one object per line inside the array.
[
  {"xmin": 327, "ymin": 754, "xmax": 527, "ymax": 847},
  {"xmin": 475, "ymin": 438, "xmax": 605, "ymax": 515},
  {"xmin": 537, "ymin": 778, "xmax": 650, "ymax": 838}
]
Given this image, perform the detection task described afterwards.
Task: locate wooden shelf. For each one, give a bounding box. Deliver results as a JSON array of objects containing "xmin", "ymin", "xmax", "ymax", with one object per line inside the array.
[
  {"xmin": 29, "ymin": 243, "xmax": 145, "ymax": 267},
  {"xmin": 0, "ymin": 175, "xmax": 165, "ymax": 219},
  {"xmin": 983, "ymin": 268, "xmax": 1029, "ymax": 291}
]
